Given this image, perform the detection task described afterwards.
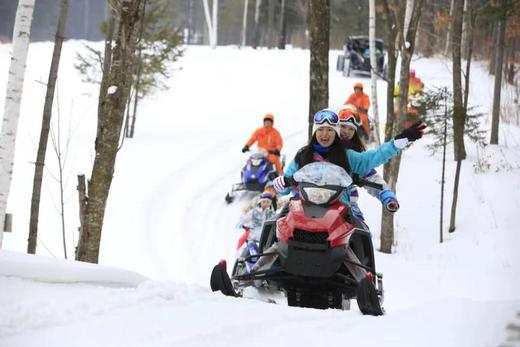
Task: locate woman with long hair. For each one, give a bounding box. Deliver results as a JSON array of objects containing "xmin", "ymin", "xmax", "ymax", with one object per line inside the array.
[
  {"xmin": 337, "ymin": 108, "xmax": 399, "ymax": 223},
  {"xmin": 272, "ymin": 109, "xmax": 425, "ymax": 213}
]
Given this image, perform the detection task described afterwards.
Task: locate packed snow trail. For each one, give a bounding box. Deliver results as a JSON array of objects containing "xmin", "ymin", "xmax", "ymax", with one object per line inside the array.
[{"xmin": 1, "ymin": 44, "xmax": 519, "ymax": 346}]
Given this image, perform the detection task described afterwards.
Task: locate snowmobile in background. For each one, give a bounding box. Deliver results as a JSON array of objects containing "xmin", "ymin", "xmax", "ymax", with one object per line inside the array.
[
  {"xmin": 225, "ymin": 150, "xmax": 280, "ymax": 204},
  {"xmin": 212, "ymin": 162, "xmax": 385, "ymax": 316}
]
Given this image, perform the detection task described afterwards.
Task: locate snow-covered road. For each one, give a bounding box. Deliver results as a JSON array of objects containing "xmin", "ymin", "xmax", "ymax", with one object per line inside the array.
[{"xmin": 1, "ymin": 44, "xmax": 519, "ymax": 346}]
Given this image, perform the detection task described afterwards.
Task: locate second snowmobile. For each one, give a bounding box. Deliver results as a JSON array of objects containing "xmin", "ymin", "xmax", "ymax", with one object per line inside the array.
[{"xmin": 225, "ymin": 150, "xmax": 279, "ymax": 204}]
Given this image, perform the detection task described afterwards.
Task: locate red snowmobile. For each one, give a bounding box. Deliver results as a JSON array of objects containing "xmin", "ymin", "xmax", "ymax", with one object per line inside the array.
[{"xmin": 210, "ymin": 162, "xmax": 384, "ymax": 315}]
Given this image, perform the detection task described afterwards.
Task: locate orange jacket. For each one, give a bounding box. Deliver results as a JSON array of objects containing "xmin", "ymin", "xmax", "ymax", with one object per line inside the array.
[
  {"xmin": 345, "ymin": 92, "xmax": 370, "ymax": 113},
  {"xmin": 409, "ymin": 76, "xmax": 424, "ymax": 95},
  {"xmin": 245, "ymin": 127, "xmax": 283, "ymax": 152}
]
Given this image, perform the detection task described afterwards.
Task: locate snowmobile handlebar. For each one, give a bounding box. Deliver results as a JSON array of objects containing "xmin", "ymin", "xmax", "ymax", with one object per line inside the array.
[
  {"xmin": 355, "ymin": 179, "xmax": 384, "ymax": 191},
  {"xmin": 284, "ymin": 176, "xmax": 383, "ymax": 191}
]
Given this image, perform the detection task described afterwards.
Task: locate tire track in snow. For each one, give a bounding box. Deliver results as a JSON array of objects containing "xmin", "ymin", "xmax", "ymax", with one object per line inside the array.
[
  {"xmin": 141, "ymin": 127, "xmax": 306, "ymax": 283},
  {"xmin": 139, "ymin": 138, "xmax": 239, "ymax": 279},
  {"xmin": 177, "ymin": 127, "xmax": 307, "ymax": 285}
]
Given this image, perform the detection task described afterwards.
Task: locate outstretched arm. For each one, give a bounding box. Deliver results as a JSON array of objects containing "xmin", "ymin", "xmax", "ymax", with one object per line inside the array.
[
  {"xmin": 348, "ymin": 121, "xmax": 426, "ymax": 176},
  {"xmin": 347, "ymin": 140, "xmax": 400, "ymax": 177},
  {"xmin": 362, "ymin": 169, "xmax": 389, "ymax": 199}
]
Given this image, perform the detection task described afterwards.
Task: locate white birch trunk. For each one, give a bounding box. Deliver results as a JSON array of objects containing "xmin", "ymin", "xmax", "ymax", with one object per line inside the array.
[
  {"xmin": 0, "ymin": 0, "xmax": 35, "ymax": 248},
  {"xmin": 202, "ymin": 0, "xmax": 218, "ymax": 48},
  {"xmin": 444, "ymin": 0, "xmax": 455, "ymax": 56},
  {"xmin": 403, "ymin": 0, "xmax": 414, "ymax": 38},
  {"xmin": 212, "ymin": 0, "xmax": 218, "ymax": 49},
  {"xmin": 369, "ymin": 0, "xmax": 381, "ymax": 145},
  {"xmin": 202, "ymin": 0, "xmax": 214, "ymax": 47},
  {"xmin": 241, "ymin": 0, "xmax": 249, "ymax": 47}
]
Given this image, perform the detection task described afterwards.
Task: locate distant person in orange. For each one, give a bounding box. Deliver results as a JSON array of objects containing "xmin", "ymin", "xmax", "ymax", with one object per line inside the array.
[
  {"xmin": 345, "ymin": 82, "xmax": 371, "ymax": 141},
  {"xmin": 394, "ymin": 69, "xmax": 424, "ymax": 97},
  {"xmin": 242, "ymin": 114, "xmax": 283, "ymax": 174},
  {"xmin": 408, "ymin": 69, "xmax": 424, "ymax": 96}
]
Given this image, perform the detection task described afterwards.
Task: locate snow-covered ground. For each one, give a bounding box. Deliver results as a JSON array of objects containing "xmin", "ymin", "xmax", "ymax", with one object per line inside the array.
[{"xmin": 0, "ymin": 42, "xmax": 519, "ymax": 347}]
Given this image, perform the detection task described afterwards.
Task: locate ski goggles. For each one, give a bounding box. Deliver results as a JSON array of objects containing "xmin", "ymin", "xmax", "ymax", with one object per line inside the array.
[
  {"xmin": 339, "ymin": 110, "xmax": 362, "ymax": 127},
  {"xmin": 313, "ymin": 110, "xmax": 339, "ymax": 126}
]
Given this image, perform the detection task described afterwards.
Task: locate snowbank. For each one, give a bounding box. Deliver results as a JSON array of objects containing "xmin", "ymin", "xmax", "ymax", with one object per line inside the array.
[{"xmin": 0, "ymin": 250, "xmax": 147, "ymax": 287}]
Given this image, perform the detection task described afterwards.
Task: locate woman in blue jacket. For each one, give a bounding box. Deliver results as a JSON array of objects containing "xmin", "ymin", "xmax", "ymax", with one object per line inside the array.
[{"xmin": 272, "ymin": 109, "xmax": 425, "ymax": 209}]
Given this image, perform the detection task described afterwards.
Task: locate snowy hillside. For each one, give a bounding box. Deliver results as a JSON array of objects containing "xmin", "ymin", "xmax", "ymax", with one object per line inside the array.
[{"xmin": 0, "ymin": 42, "xmax": 519, "ymax": 347}]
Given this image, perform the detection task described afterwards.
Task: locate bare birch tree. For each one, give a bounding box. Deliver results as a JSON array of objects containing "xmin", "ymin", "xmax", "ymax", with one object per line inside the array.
[
  {"xmin": 241, "ymin": 0, "xmax": 249, "ymax": 47},
  {"xmin": 448, "ymin": 0, "xmax": 466, "ymax": 233},
  {"xmin": 369, "ymin": 0, "xmax": 381, "ymax": 145},
  {"xmin": 490, "ymin": 0, "xmax": 507, "ymax": 145},
  {"xmin": 278, "ymin": 0, "xmax": 287, "ymax": 49},
  {"xmin": 308, "ymin": 0, "xmax": 329, "ymax": 139},
  {"xmin": 252, "ymin": 0, "xmax": 263, "ymax": 49},
  {"xmin": 202, "ymin": 0, "xmax": 218, "ymax": 48},
  {"xmin": 28, "ymin": 0, "xmax": 70, "ymax": 255},
  {"xmin": 380, "ymin": 0, "xmax": 424, "ymax": 253},
  {"xmin": 0, "ymin": 0, "xmax": 35, "ymax": 248},
  {"xmin": 76, "ymin": 0, "xmax": 143, "ymax": 263}
]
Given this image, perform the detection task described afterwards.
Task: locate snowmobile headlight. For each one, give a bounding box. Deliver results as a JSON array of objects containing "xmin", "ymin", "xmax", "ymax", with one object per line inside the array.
[
  {"xmin": 303, "ymin": 187, "xmax": 338, "ymax": 205},
  {"xmin": 251, "ymin": 158, "xmax": 263, "ymax": 166}
]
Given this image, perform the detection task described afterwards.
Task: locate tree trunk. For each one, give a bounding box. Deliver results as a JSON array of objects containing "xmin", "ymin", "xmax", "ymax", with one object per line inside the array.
[
  {"xmin": 489, "ymin": 23, "xmax": 497, "ymax": 75},
  {"xmin": 28, "ymin": 0, "xmax": 69, "ymax": 255},
  {"xmin": 252, "ymin": 0, "xmax": 262, "ymax": 49},
  {"xmin": 379, "ymin": 0, "xmax": 399, "ymax": 253},
  {"xmin": 0, "ymin": 0, "xmax": 35, "ymax": 248},
  {"xmin": 202, "ymin": 0, "xmax": 216, "ymax": 48},
  {"xmin": 241, "ymin": 0, "xmax": 249, "ymax": 47},
  {"xmin": 212, "ymin": 0, "xmax": 218, "ymax": 48},
  {"xmin": 452, "ymin": 0, "xmax": 466, "ymax": 161},
  {"xmin": 277, "ymin": 0, "xmax": 287, "ymax": 49},
  {"xmin": 448, "ymin": 160, "xmax": 462, "ymax": 233},
  {"xmin": 369, "ymin": 0, "xmax": 381, "ymax": 145},
  {"xmin": 308, "ymin": 0, "xmax": 329, "ymax": 139},
  {"xmin": 75, "ymin": 0, "xmax": 143, "ymax": 263},
  {"xmin": 187, "ymin": 0, "xmax": 194, "ymax": 44},
  {"xmin": 417, "ymin": 0, "xmax": 434, "ymax": 57},
  {"xmin": 124, "ymin": 88, "xmax": 133, "ymax": 137},
  {"xmin": 129, "ymin": 88, "xmax": 139, "ymax": 138},
  {"xmin": 490, "ymin": 0, "xmax": 507, "ymax": 145},
  {"xmin": 97, "ymin": 14, "xmax": 115, "ymax": 126},
  {"xmin": 463, "ymin": 0, "xmax": 477, "ymax": 113},
  {"xmin": 448, "ymin": 0, "xmax": 465, "ymax": 234},
  {"xmin": 506, "ymin": 38, "xmax": 516, "ymax": 85},
  {"xmin": 444, "ymin": 0, "xmax": 454, "ymax": 56},
  {"xmin": 266, "ymin": 0, "xmax": 275, "ymax": 48},
  {"xmin": 380, "ymin": 153, "xmax": 401, "ymax": 252},
  {"xmin": 381, "ymin": 0, "xmax": 399, "ymax": 144},
  {"xmin": 75, "ymin": 174, "xmax": 87, "ymax": 258},
  {"xmin": 380, "ymin": 0, "xmax": 424, "ymax": 254},
  {"xmin": 128, "ymin": 0, "xmax": 147, "ymax": 139}
]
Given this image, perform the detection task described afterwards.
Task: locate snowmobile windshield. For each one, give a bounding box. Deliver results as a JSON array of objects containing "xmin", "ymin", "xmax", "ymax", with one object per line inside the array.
[
  {"xmin": 249, "ymin": 151, "xmax": 267, "ymax": 166},
  {"xmin": 293, "ymin": 162, "xmax": 352, "ymax": 188}
]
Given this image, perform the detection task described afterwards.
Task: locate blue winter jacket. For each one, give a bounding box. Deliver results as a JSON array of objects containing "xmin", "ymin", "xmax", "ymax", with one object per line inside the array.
[{"xmin": 282, "ymin": 140, "xmax": 400, "ymax": 206}]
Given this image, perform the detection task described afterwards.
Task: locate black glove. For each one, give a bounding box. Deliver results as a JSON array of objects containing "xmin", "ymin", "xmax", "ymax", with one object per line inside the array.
[
  {"xmin": 241, "ymin": 146, "xmax": 249, "ymax": 153},
  {"xmin": 395, "ymin": 121, "xmax": 426, "ymax": 142},
  {"xmin": 269, "ymin": 150, "xmax": 281, "ymax": 156}
]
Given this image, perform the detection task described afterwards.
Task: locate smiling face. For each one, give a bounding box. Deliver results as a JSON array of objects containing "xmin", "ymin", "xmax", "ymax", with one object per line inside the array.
[
  {"xmin": 340, "ymin": 124, "xmax": 356, "ymax": 140},
  {"xmin": 315, "ymin": 127, "xmax": 336, "ymax": 147}
]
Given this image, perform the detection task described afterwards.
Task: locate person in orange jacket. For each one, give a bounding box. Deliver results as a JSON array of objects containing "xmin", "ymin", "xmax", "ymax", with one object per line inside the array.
[
  {"xmin": 242, "ymin": 114, "xmax": 284, "ymax": 174},
  {"xmin": 408, "ymin": 69, "xmax": 424, "ymax": 96},
  {"xmin": 345, "ymin": 82, "xmax": 371, "ymax": 141}
]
